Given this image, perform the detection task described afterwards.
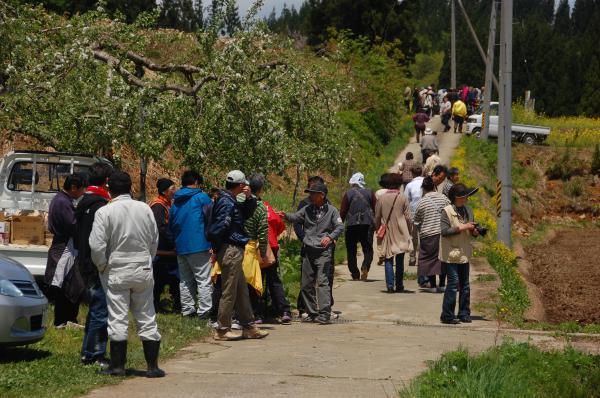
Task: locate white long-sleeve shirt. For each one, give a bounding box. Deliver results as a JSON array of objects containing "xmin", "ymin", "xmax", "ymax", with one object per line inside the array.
[
  {"xmin": 89, "ymin": 194, "xmax": 158, "ymax": 272},
  {"xmin": 404, "ymin": 176, "xmax": 424, "ymax": 218}
]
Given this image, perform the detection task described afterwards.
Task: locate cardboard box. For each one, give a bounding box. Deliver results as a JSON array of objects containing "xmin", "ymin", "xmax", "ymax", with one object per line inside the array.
[{"xmin": 10, "ymin": 215, "xmax": 45, "ymax": 245}]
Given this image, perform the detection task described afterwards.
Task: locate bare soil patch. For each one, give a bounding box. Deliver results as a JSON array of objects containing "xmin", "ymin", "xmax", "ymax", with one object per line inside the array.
[{"xmin": 526, "ymin": 229, "xmax": 600, "ymax": 324}]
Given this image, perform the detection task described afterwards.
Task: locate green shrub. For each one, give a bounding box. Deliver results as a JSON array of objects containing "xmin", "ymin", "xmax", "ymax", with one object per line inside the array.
[
  {"xmin": 401, "ymin": 340, "xmax": 600, "ymax": 398},
  {"xmin": 545, "ymin": 148, "xmax": 587, "ymax": 180},
  {"xmin": 563, "ymin": 176, "xmax": 586, "ymax": 197}
]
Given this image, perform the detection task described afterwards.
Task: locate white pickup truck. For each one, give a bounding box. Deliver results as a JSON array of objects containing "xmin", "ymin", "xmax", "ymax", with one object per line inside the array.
[
  {"xmin": 0, "ymin": 151, "xmax": 106, "ymax": 277},
  {"xmin": 465, "ymin": 102, "xmax": 551, "ymax": 145}
]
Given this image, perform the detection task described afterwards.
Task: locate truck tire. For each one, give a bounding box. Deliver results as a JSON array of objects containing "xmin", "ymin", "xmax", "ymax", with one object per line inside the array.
[
  {"xmin": 523, "ymin": 134, "xmax": 536, "ymax": 146},
  {"xmin": 473, "ymin": 127, "xmax": 482, "ymax": 139}
]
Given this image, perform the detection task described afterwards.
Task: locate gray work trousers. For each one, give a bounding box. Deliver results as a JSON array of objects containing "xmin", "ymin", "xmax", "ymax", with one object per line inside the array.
[
  {"xmin": 178, "ymin": 251, "xmax": 213, "ymax": 317},
  {"xmin": 100, "ymin": 262, "xmax": 161, "ymax": 342},
  {"xmin": 216, "ymin": 244, "xmax": 254, "ymax": 330},
  {"xmin": 301, "ymin": 247, "xmax": 332, "ymax": 318}
]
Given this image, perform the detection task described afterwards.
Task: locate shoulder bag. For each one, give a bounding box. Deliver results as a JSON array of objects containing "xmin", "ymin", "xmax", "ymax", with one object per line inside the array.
[{"xmin": 376, "ymin": 192, "xmax": 400, "ymax": 240}]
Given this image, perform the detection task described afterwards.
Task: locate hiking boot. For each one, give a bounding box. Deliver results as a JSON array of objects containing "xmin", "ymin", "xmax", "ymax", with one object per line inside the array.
[
  {"xmin": 459, "ymin": 317, "xmax": 472, "ymax": 323},
  {"xmin": 242, "ymin": 326, "xmax": 269, "ymax": 339},
  {"xmin": 281, "ymin": 312, "xmax": 292, "ymax": 325},
  {"xmin": 360, "ymin": 268, "xmax": 369, "ymax": 281},
  {"xmin": 142, "ymin": 340, "xmax": 165, "ymax": 378},
  {"xmin": 98, "ymin": 340, "xmax": 127, "ymax": 376},
  {"xmin": 386, "ymin": 287, "xmax": 395, "ymax": 293},
  {"xmin": 213, "ymin": 329, "xmax": 243, "ymax": 341},
  {"xmin": 440, "ymin": 318, "xmax": 460, "ymax": 325}
]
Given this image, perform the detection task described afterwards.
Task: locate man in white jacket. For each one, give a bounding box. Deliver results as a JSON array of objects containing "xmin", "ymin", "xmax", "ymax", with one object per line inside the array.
[{"xmin": 89, "ymin": 171, "xmax": 164, "ymax": 378}]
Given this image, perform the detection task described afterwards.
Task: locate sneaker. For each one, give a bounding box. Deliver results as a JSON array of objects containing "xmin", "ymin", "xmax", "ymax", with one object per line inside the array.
[
  {"xmin": 459, "ymin": 317, "xmax": 472, "ymax": 323},
  {"xmin": 242, "ymin": 327, "xmax": 269, "ymax": 339},
  {"xmin": 231, "ymin": 320, "xmax": 242, "ymax": 330},
  {"xmin": 315, "ymin": 316, "xmax": 331, "ymax": 325},
  {"xmin": 301, "ymin": 314, "xmax": 316, "ymax": 323},
  {"xmin": 214, "ymin": 329, "xmax": 243, "ymax": 341},
  {"xmin": 254, "ymin": 318, "xmax": 264, "ymax": 325},
  {"xmin": 329, "ymin": 312, "xmax": 339, "ymax": 320},
  {"xmin": 209, "ymin": 321, "xmax": 219, "ymax": 329},
  {"xmin": 281, "ymin": 312, "xmax": 292, "ymax": 325},
  {"xmin": 386, "ymin": 287, "xmax": 394, "ymax": 293}
]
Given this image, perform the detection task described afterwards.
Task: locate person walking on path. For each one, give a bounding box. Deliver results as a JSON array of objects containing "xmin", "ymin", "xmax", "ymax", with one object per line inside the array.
[
  {"xmin": 375, "ymin": 173, "xmax": 412, "ymax": 293},
  {"xmin": 399, "ymin": 152, "xmax": 417, "ymax": 189},
  {"xmin": 75, "ymin": 162, "xmax": 113, "ymax": 368},
  {"xmin": 413, "ymin": 177, "xmax": 450, "ymax": 292},
  {"xmin": 279, "ymin": 182, "xmax": 344, "ymax": 324},
  {"xmin": 150, "ymin": 178, "xmax": 180, "ymax": 314},
  {"xmin": 420, "ymin": 128, "xmax": 439, "ymax": 165},
  {"xmin": 412, "ymin": 108, "xmax": 430, "ymax": 143},
  {"xmin": 443, "ymin": 167, "xmax": 460, "ymax": 197},
  {"xmin": 452, "ymin": 98, "xmax": 467, "ymax": 134},
  {"xmin": 169, "ymin": 171, "xmax": 213, "ymax": 319},
  {"xmin": 46, "ymin": 173, "xmax": 86, "ymax": 328},
  {"xmin": 404, "ymin": 165, "xmax": 424, "ymax": 270},
  {"xmin": 340, "ymin": 172, "xmax": 376, "ymax": 281},
  {"xmin": 439, "ymin": 184, "xmax": 481, "ymax": 324},
  {"xmin": 89, "ymin": 171, "xmax": 164, "ymax": 378},
  {"xmin": 208, "ymin": 170, "xmax": 268, "ymax": 341},
  {"xmin": 440, "ymin": 96, "xmax": 452, "ymax": 132}
]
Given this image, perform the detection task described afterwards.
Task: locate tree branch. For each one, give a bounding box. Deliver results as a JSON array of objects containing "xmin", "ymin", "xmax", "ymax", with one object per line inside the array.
[{"xmin": 125, "ymin": 51, "xmax": 203, "ymax": 74}]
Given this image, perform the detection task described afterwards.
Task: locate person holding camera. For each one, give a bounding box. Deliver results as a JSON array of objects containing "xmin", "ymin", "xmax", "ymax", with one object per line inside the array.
[{"xmin": 439, "ymin": 184, "xmax": 484, "ymax": 324}]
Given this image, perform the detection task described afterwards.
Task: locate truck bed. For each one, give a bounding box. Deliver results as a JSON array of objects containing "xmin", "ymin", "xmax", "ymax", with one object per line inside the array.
[{"xmin": 0, "ymin": 244, "xmax": 48, "ymax": 277}]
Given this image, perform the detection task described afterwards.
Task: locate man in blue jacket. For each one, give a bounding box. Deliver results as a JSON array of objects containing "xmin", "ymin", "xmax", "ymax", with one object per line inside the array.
[
  {"xmin": 169, "ymin": 171, "xmax": 213, "ymax": 319},
  {"xmin": 208, "ymin": 170, "xmax": 268, "ymax": 341}
]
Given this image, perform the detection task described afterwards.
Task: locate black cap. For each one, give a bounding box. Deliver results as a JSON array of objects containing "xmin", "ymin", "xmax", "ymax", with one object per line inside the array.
[
  {"xmin": 454, "ymin": 185, "xmax": 479, "ymax": 198},
  {"xmin": 304, "ymin": 182, "xmax": 328, "ymax": 195},
  {"xmin": 157, "ymin": 178, "xmax": 175, "ymax": 195}
]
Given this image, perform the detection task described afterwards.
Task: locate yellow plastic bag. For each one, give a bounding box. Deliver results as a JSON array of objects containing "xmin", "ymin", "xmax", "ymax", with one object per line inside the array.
[{"xmin": 211, "ymin": 240, "xmax": 263, "ymax": 295}]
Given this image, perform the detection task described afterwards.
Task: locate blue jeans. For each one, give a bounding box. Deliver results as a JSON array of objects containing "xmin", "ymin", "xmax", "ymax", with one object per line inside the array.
[
  {"xmin": 384, "ymin": 253, "xmax": 405, "ymax": 290},
  {"xmin": 441, "ymin": 262, "xmax": 471, "ymax": 321},
  {"xmin": 81, "ymin": 282, "xmax": 108, "ymax": 360}
]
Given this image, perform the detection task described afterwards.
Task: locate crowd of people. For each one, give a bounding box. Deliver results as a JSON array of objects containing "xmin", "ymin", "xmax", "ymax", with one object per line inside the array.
[{"xmin": 43, "ymin": 133, "xmax": 481, "ymax": 378}]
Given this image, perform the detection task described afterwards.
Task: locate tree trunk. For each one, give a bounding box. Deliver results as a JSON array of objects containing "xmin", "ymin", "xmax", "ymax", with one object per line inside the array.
[{"xmin": 139, "ymin": 156, "xmax": 148, "ymax": 202}]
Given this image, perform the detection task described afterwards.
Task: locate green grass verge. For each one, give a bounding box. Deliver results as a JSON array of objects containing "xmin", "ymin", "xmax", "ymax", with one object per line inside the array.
[
  {"xmin": 400, "ymin": 339, "xmax": 600, "ymax": 398},
  {"xmin": 0, "ymin": 306, "xmax": 210, "ymax": 398}
]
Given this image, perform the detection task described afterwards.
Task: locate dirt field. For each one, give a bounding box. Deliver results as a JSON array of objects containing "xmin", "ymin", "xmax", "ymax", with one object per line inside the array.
[{"xmin": 526, "ymin": 229, "xmax": 600, "ymax": 324}]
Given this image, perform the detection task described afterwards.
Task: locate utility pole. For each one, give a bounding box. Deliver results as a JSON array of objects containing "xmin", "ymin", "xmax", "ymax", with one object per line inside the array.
[
  {"xmin": 456, "ymin": 0, "xmax": 500, "ymax": 92},
  {"xmin": 451, "ymin": 0, "xmax": 456, "ymax": 88},
  {"xmin": 497, "ymin": 0, "xmax": 513, "ymax": 247},
  {"xmin": 481, "ymin": 1, "xmax": 498, "ymax": 141}
]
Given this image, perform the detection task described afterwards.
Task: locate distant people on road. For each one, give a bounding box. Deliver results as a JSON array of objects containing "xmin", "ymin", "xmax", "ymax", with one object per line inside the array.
[
  {"xmin": 439, "ymin": 184, "xmax": 480, "ymax": 325},
  {"xmin": 443, "ymin": 167, "xmax": 460, "ymax": 197},
  {"xmin": 279, "ymin": 182, "xmax": 344, "ymax": 324},
  {"xmin": 46, "ymin": 173, "xmax": 86, "ymax": 329},
  {"xmin": 169, "ymin": 171, "xmax": 213, "ymax": 320},
  {"xmin": 452, "ymin": 98, "xmax": 467, "ymax": 134},
  {"xmin": 89, "ymin": 171, "xmax": 164, "ymax": 378},
  {"xmin": 404, "ymin": 86, "xmax": 412, "ymax": 113},
  {"xmin": 75, "ymin": 162, "xmax": 113, "ymax": 368},
  {"xmin": 150, "ymin": 178, "xmax": 180, "ymax": 314},
  {"xmin": 340, "ymin": 172, "xmax": 376, "ymax": 281},
  {"xmin": 399, "ymin": 152, "xmax": 417, "ymax": 189},
  {"xmin": 440, "ymin": 96, "xmax": 452, "ymax": 132},
  {"xmin": 412, "ymin": 108, "xmax": 430, "ymax": 144},
  {"xmin": 374, "ymin": 173, "xmax": 412, "ymax": 293},
  {"xmin": 413, "ymin": 177, "xmax": 450, "ymax": 293},
  {"xmin": 420, "ymin": 128, "xmax": 439, "ymax": 165}
]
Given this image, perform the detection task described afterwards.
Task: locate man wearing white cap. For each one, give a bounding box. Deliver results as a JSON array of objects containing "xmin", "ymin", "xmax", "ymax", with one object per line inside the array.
[
  {"xmin": 420, "ymin": 128, "xmax": 439, "ymax": 165},
  {"xmin": 340, "ymin": 172, "xmax": 376, "ymax": 281},
  {"xmin": 207, "ymin": 170, "xmax": 268, "ymax": 341}
]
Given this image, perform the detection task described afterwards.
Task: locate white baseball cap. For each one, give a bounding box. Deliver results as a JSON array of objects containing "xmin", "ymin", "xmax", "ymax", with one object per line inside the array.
[{"xmin": 226, "ymin": 170, "xmax": 249, "ymax": 185}]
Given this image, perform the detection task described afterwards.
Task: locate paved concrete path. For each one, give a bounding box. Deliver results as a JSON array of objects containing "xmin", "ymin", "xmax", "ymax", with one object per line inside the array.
[{"xmin": 86, "ymin": 117, "xmax": 553, "ymax": 398}]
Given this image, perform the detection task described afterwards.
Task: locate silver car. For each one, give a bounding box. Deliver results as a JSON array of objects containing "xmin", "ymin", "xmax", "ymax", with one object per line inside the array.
[{"xmin": 0, "ymin": 253, "xmax": 48, "ymax": 346}]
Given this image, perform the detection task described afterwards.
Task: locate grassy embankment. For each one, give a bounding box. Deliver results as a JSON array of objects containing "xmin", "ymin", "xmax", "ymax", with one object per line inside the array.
[
  {"xmin": 0, "ymin": 309, "xmax": 209, "ymax": 398},
  {"xmin": 401, "ymin": 339, "xmax": 600, "ymax": 398}
]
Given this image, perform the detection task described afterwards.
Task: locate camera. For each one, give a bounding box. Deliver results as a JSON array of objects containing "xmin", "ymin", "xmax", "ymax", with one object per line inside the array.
[{"xmin": 474, "ymin": 223, "xmax": 488, "ymax": 237}]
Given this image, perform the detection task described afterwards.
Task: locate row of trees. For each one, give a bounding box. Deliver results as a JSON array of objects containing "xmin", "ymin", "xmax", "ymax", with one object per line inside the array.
[{"xmin": 1, "ymin": 0, "xmax": 410, "ymax": 195}]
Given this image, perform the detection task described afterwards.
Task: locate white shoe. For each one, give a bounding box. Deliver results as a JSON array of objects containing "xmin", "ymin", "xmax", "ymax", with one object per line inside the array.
[
  {"xmin": 231, "ymin": 320, "xmax": 242, "ymax": 330},
  {"xmin": 210, "ymin": 321, "xmax": 219, "ymax": 329},
  {"xmin": 330, "ymin": 312, "xmax": 339, "ymax": 320}
]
